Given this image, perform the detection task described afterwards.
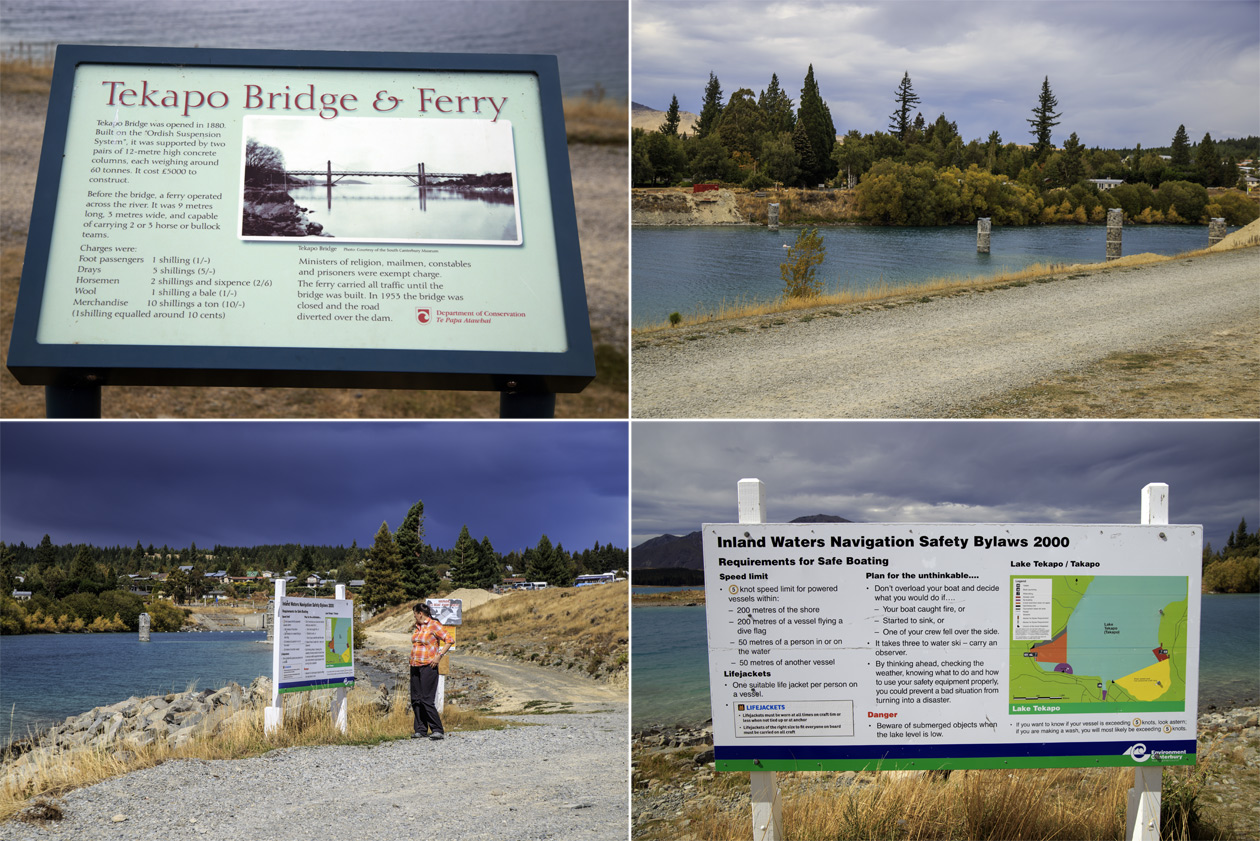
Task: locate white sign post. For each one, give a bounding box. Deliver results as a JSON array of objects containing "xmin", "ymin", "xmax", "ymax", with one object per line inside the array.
[
  {"xmin": 425, "ymin": 598, "xmax": 462, "ymax": 714},
  {"xmin": 704, "ymin": 480, "xmax": 1200, "ymax": 841}
]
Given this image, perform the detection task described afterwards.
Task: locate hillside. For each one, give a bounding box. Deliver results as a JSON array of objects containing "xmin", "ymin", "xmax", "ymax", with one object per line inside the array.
[
  {"xmin": 632, "ymin": 100, "xmax": 698, "ymax": 136},
  {"xmin": 632, "ymin": 515, "xmax": 852, "ymax": 569}
]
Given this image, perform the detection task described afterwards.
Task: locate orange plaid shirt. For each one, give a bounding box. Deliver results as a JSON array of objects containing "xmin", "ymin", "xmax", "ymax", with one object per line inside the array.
[{"xmin": 410, "ymin": 616, "xmax": 454, "ymax": 666}]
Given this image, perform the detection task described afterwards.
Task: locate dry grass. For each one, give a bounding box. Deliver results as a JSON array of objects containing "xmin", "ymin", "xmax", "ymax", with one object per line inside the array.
[
  {"xmin": 1, "ymin": 683, "xmax": 506, "ymax": 823},
  {"xmin": 563, "ymin": 95, "xmax": 627, "ymax": 145},
  {"xmin": 0, "ymin": 57, "xmax": 53, "ymax": 95}
]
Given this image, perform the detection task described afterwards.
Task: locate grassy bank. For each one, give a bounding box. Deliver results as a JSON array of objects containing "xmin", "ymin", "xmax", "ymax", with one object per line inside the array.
[
  {"xmin": 634, "ymin": 730, "xmax": 1254, "ymax": 840},
  {"xmin": 2, "ymin": 684, "xmax": 505, "ymax": 824}
]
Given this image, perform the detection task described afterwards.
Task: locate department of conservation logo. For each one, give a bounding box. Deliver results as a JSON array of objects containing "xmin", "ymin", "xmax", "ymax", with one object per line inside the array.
[{"xmin": 416, "ymin": 308, "xmax": 431, "ymax": 324}]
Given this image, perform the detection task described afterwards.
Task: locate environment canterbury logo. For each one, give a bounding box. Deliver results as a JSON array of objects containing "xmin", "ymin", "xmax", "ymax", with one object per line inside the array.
[{"xmin": 1123, "ymin": 743, "xmax": 1187, "ymax": 763}]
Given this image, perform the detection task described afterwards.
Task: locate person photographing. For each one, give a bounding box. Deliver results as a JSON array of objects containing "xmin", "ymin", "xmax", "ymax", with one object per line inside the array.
[{"xmin": 410, "ymin": 602, "xmax": 454, "ymax": 740}]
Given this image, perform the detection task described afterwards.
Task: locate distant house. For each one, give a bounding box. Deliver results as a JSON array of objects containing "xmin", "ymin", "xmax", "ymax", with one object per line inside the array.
[
  {"xmin": 348, "ymin": 579, "xmax": 366, "ymax": 589},
  {"xmin": 1088, "ymin": 178, "xmax": 1124, "ymax": 191},
  {"xmin": 11, "ymin": 590, "xmax": 31, "ymax": 601}
]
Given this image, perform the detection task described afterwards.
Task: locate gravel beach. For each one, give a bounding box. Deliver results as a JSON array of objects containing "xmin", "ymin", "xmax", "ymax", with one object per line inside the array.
[
  {"xmin": 631, "ymin": 247, "xmax": 1260, "ymax": 418},
  {"xmin": 2, "ymin": 708, "xmax": 627, "ymax": 841}
]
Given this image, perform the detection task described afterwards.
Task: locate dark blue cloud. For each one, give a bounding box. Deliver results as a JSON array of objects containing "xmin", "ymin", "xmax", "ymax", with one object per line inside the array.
[{"xmin": 1, "ymin": 421, "xmax": 629, "ymax": 552}]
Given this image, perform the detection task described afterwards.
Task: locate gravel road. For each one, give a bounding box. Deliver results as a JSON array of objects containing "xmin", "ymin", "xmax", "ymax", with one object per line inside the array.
[
  {"xmin": 1, "ymin": 708, "xmax": 626, "ymax": 841},
  {"xmin": 631, "ymin": 248, "xmax": 1260, "ymax": 418}
]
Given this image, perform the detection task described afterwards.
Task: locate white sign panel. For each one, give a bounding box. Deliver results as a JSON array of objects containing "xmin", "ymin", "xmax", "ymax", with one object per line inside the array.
[
  {"xmin": 275, "ymin": 596, "xmax": 355, "ymax": 693},
  {"xmin": 703, "ymin": 523, "xmax": 1201, "ymax": 771}
]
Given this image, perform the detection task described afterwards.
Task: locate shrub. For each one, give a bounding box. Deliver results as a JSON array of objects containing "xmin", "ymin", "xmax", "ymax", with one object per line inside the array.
[
  {"xmin": 669, "ymin": 312, "xmax": 681, "ymax": 327},
  {"xmin": 780, "ymin": 227, "xmax": 826, "ymax": 298}
]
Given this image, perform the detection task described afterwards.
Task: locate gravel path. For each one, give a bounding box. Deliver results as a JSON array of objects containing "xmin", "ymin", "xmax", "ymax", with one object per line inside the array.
[
  {"xmin": 631, "ymin": 248, "xmax": 1260, "ymax": 418},
  {"xmin": 1, "ymin": 708, "xmax": 627, "ymax": 840}
]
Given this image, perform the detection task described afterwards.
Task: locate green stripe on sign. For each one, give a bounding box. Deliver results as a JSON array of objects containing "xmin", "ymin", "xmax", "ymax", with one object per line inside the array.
[{"xmin": 716, "ymin": 753, "xmax": 1196, "ymax": 772}]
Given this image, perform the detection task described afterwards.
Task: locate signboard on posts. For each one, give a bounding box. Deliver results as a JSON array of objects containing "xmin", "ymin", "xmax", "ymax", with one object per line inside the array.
[
  {"xmin": 7, "ymin": 45, "xmax": 593, "ymax": 396},
  {"xmin": 702, "ymin": 522, "xmax": 1201, "ymax": 771},
  {"xmin": 275, "ymin": 596, "xmax": 355, "ymax": 694}
]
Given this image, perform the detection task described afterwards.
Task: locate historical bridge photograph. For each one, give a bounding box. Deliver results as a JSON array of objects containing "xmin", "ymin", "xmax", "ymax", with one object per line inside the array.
[{"xmin": 239, "ymin": 117, "xmax": 522, "ymax": 245}]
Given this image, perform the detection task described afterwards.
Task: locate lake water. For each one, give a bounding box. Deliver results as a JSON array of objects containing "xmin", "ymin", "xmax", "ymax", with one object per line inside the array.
[
  {"xmin": 632, "ymin": 224, "xmax": 1232, "ymax": 327},
  {"xmin": 0, "ymin": 0, "xmax": 627, "ymax": 101},
  {"xmin": 287, "ymin": 184, "xmax": 519, "ymax": 243},
  {"xmin": 0, "ymin": 631, "xmax": 272, "ymax": 741},
  {"xmin": 631, "ymin": 593, "xmax": 1259, "ymax": 731}
]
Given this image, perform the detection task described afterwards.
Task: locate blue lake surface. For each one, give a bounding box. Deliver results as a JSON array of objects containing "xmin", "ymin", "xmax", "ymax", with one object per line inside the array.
[
  {"xmin": 631, "ymin": 593, "xmax": 1259, "ymax": 731},
  {"xmin": 632, "ymin": 224, "xmax": 1233, "ymax": 327},
  {"xmin": 0, "ymin": 631, "xmax": 272, "ymax": 740}
]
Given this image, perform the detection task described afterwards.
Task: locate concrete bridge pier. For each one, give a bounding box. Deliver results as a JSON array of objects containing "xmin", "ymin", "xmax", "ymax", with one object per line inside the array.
[
  {"xmin": 1106, "ymin": 208, "xmax": 1123, "ymax": 261},
  {"xmin": 1208, "ymin": 217, "xmax": 1226, "ymax": 248},
  {"xmin": 977, "ymin": 217, "xmax": 991, "ymax": 254}
]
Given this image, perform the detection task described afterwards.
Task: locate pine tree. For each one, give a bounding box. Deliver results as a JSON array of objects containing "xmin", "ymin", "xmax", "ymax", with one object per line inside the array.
[
  {"xmin": 758, "ymin": 72, "xmax": 795, "ymax": 135},
  {"xmin": 395, "ymin": 500, "xmax": 438, "ymax": 599},
  {"xmin": 361, "ymin": 521, "xmax": 406, "ymax": 612},
  {"xmin": 1196, "ymin": 132, "xmax": 1222, "ymax": 187},
  {"xmin": 1169, "ymin": 125, "xmax": 1192, "ymax": 169},
  {"xmin": 780, "ymin": 227, "xmax": 826, "ymax": 298},
  {"xmin": 659, "ymin": 94, "xmax": 681, "ymax": 137},
  {"xmin": 525, "ymin": 534, "xmax": 567, "ymax": 587},
  {"xmin": 717, "ymin": 88, "xmax": 766, "ymax": 157},
  {"xmin": 448, "ymin": 525, "xmax": 482, "ymax": 589},
  {"xmin": 888, "ymin": 71, "xmax": 921, "ymax": 142},
  {"xmin": 791, "ymin": 119, "xmax": 818, "ymax": 186},
  {"xmin": 797, "ymin": 65, "xmax": 836, "ymax": 184},
  {"xmin": 1027, "ymin": 76, "xmax": 1061, "ymax": 157},
  {"xmin": 478, "ymin": 536, "xmax": 501, "ymax": 589},
  {"xmin": 696, "ymin": 72, "xmax": 724, "ymax": 139}
]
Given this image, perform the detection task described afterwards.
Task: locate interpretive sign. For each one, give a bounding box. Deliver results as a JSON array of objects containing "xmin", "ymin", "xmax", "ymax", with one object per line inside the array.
[
  {"xmin": 702, "ymin": 522, "xmax": 1201, "ymax": 771},
  {"xmin": 425, "ymin": 598, "xmax": 463, "ymax": 626},
  {"xmin": 8, "ymin": 45, "xmax": 593, "ymax": 396},
  {"xmin": 275, "ymin": 596, "xmax": 355, "ymax": 694}
]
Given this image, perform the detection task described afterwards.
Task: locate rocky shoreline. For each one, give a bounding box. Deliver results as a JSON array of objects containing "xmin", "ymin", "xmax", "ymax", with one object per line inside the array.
[
  {"xmin": 633, "ymin": 706, "xmax": 1260, "ymax": 838},
  {"xmin": 2, "ymin": 648, "xmax": 492, "ymax": 793}
]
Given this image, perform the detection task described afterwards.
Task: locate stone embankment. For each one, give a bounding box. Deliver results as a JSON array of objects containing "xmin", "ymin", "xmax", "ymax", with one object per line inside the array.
[
  {"xmin": 631, "ymin": 189, "xmax": 744, "ymax": 226},
  {"xmin": 4, "ymin": 679, "xmax": 274, "ymax": 791},
  {"xmin": 240, "ymin": 189, "xmax": 328, "ymax": 237}
]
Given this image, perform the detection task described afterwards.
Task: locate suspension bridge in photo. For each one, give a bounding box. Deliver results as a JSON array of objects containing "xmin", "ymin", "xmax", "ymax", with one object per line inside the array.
[{"xmin": 284, "ymin": 161, "xmax": 471, "ymax": 188}]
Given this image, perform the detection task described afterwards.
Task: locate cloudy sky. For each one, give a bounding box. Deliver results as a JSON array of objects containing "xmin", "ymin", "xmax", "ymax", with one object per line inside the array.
[
  {"xmin": 632, "ymin": 0, "xmax": 1260, "ymax": 149},
  {"xmin": 0, "ymin": 421, "xmax": 628, "ymax": 552},
  {"xmin": 632, "ymin": 421, "xmax": 1259, "ymax": 552}
]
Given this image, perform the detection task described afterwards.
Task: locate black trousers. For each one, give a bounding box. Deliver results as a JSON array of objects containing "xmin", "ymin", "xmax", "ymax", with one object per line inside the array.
[{"xmin": 409, "ymin": 664, "xmax": 443, "ymax": 735}]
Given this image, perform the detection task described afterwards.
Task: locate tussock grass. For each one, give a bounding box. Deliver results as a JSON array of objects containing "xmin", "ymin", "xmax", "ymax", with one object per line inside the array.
[
  {"xmin": 0, "ymin": 57, "xmax": 53, "ymax": 96},
  {"xmin": 1, "ymin": 683, "xmax": 506, "ymax": 823},
  {"xmin": 563, "ymin": 95, "xmax": 626, "ymax": 145},
  {"xmin": 634, "ymin": 240, "xmax": 1257, "ymax": 335},
  {"xmin": 675, "ymin": 764, "xmax": 1224, "ymax": 841}
]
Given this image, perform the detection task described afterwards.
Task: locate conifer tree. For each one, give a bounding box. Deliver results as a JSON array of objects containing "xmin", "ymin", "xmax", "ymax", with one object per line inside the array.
[
  {"xmin": 888, "ymin": 71, "xmax": 921, "ymax": 142},
  {"xmin": 1027, "ymin": 76, "xmax": 1061, "ymax": 157},
  {"xmin": 758, "ymin": 72, "xmax": 795, "ymax": 135},
  {"xmin": 797, "ymin": 65, "xmax": 836, "ymax": 184},
  {"xmin": 362, "ymin": 521, "xmax": 406, "ymax": 612},
  {"xmin": 525, "ymin": 534, "xmax": 568, "ymax": 587},
  {"xmin": 659, "ymin": 94, "xmax": 681, "ymax": 137},
  {"xmin": 448, "ymin": 525, "xmax": 482, "ymax": 589},
  {"xmin": 1196, "ymin": 132, "xmax": 1222, "ymax": 187},
  {"xmin": 696, "ymin": 72, "xmax": 724, "ymax": 139},
  {"xmin": 396, "ymin": 500, "xmax": 438, "ymax": 599},
  {"xmin": 478, "ymin": 536, "xmax": 501, "ymax": 588},
  {"xmin": 1169, "ymin": 125, "xmax": 1192, "ymax": 170}
]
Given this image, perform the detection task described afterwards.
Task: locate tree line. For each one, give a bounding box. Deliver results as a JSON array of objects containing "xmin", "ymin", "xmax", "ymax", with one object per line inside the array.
[
  {"xmin": 633, "ymin": 68, "xmax": 1259, "ymax": 227},
  {"xmin": 0, "ymin": 502, "xmax": 628, "ymax": 633},
  {"xmin": 1202, "ymin": 518, "xmax": 1259, "ymax": 594}
]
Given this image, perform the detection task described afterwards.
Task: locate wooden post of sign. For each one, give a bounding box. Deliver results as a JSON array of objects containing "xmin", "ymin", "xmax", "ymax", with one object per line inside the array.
[
  {"xmin": 332, "ymin": 583, "xmax": 349, "ymax": 734},
  {"xmin": 1127, "ymin": 482, "xmax": 1169, "ymax": 841},
  {"xmin": 739, "ymin": 478, "xmax": 783, "ymax": 841},
  {"xmin": 264, "ymin": 577, "xmax": 286, "ymax": 736}
]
